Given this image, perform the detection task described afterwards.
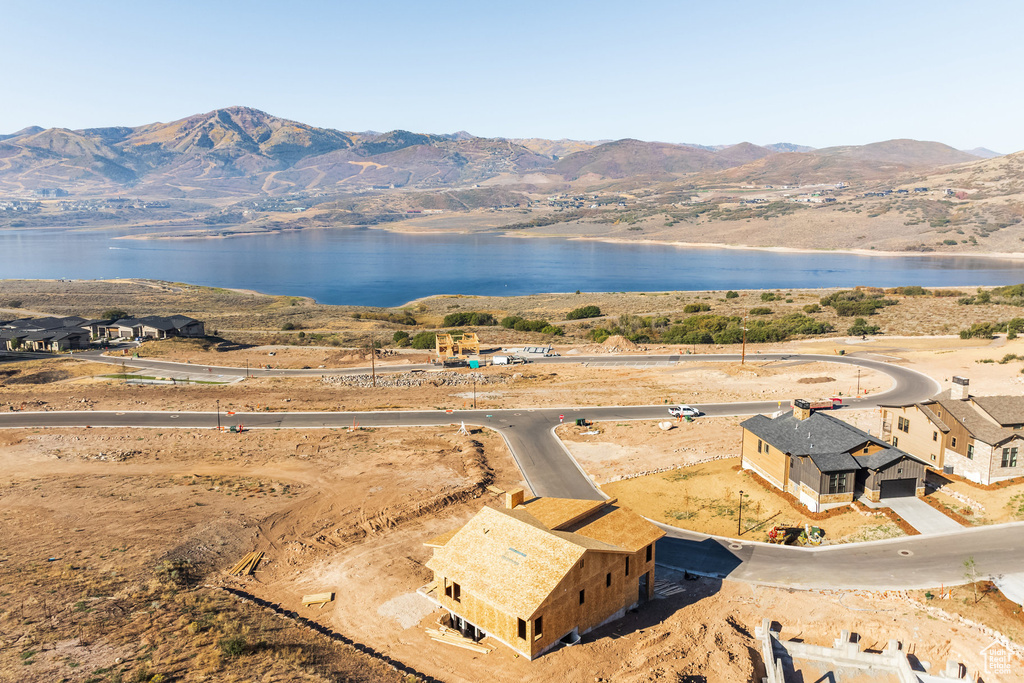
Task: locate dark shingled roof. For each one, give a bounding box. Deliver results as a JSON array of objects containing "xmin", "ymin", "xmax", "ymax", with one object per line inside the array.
[
  {"xmin": 809, "ymin": 452, "xmax": 860, "ymax": 473},
  {"xmin": 740, "ymin": 410, "xmax": 882, "ymax": 456},
  {"xmin": 855, "ymin": 448, "xmax": 910, "ymax": 470},
  {"xmin": 971, "ymin": 396, "xmax": 1024, "ymax": 427}
]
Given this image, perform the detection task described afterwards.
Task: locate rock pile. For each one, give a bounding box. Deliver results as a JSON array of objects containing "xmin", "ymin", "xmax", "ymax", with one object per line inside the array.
[{"xmin": 322, "ymin": 371, "xmax": 505, "ymax": 389}]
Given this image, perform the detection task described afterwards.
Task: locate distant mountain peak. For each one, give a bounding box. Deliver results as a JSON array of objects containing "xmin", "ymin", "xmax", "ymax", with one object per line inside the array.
[
  {"xmin": 962, "ymin": 147, "xmax": 1003, "ymax": 159},
  {"xmin": 765, "ymin": 142, "xmax": 815, "ymax": 153}
]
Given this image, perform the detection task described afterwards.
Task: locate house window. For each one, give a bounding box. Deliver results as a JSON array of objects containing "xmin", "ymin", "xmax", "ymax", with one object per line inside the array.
[
  {"xmin": 757, "ymin": 439, "xmax": 763, "ymax": 453},
  {"xmin": 518, "ymin": 618, "xmax": 527, "ymax": 640},
  {"xmin": 863, "ymin": 447, "xmax": 869, "ymax": 454},
  {"xmin": 579, "ymin": 558, "xmax": 585, "ymax": 570},
  {"xmin": 933, "ymin": 431, "xmax": 938, "ymax": 442},
  {"xmin": 967, "ymin": 444, "xmax": 974, "ymax": 460},
  {"xmin": 579, "ymin": 589, "xmax": 585, "ymax": 605},
  {"xmin": 897, "ymin": 416, "xmax": 910, "ymax": 433},
  {"xmin": 452, "ymin": 582, "xmax": 461, "ymax": 603},
  {"xmin": 951, "ymin": 437, "xmax": 957, "ymax": 448},
  {"xmin": 931, "ymin": 454, "xmax": 936, "ymax": 461},
  {"xmin": 625, "ymin": 556, "xmax": 630, "ymax": 577},
  {"xmin": 765, "ymin": 444, "xmax": 770, "ymax": 454},
  {"xmin": 646, "ymin": 544, "xmax": 653, "ymax": 562},
  {"xmin": 892, "ymin": 437, "xmax": 898, "ymax": 448},
  {"xmin": 534, "ymin": 616, "xmax": 543, "ymax": 640},
  {"xmin": 606, "ymin": 572, "xmax": 611, "ymax": 587},
  {"xmin": 828, "ymin": 473, "xmax": 848, "ymax": 495},
  {"xmin": 1002, "ymin": 447, "xmax": 1018, "ymax": 468},
  {"xmin": 444, "ymin": 579, "xmax": 452, "ymax": 598}
]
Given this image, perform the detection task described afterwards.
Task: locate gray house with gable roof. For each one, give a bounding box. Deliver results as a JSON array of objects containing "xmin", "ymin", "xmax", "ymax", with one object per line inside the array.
[{"xmin": 741, "ymin": 400, "xmax": 927, "ymax": 512}]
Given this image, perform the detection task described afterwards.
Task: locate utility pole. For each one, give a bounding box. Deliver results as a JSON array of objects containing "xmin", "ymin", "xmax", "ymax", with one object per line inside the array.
[
  {"xmin": 473, "ymin": 376, "xmax": 477, "ymax": 409},
  {"xmin": 370, "ymin": 332, "xmax": 376, "ymax": 388},
  {"xmin": 246, "ymin": 358, "xmax": 249, "ymax": 379},
  {"xmin": 216, "ymin": 399, "xmax": 221, "ymax": 431},
  {"xmin": 741, "ymin": 317, "xmax": 748, "ymax": 365},
  {"xmin": 737, "ymin": 490, "xmax": 744, "ymax": 535},
  {"xmin": 856, "ymin": 368, "xmax": 861, "ymax": 395}
]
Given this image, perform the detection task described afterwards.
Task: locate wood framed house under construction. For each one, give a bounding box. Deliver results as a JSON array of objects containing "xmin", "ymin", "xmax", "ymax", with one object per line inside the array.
[{"xmin": 420, "ymin": 489, "xmax": 664, "ymax": 659}]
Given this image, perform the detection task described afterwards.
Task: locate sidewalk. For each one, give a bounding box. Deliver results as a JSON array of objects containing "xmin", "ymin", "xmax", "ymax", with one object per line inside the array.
[{"xmin": 860, "ymin": 496, "xmax": 963, "ymax": 535}]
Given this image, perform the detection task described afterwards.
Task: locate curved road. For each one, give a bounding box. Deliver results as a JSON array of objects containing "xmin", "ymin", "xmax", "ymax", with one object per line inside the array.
[{"xmin": 7, "ymin": 351, "xmax": 1014, "ymax": 591}]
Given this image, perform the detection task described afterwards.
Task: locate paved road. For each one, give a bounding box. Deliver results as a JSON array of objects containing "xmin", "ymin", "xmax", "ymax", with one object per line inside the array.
[{"xmin": 12, "ymin": 350, "xmax": 1012, "ymax": 592}]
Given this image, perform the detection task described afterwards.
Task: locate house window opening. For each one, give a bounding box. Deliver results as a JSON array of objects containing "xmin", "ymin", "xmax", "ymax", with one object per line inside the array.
[
  {"xmin": 517, "ymin": 618, "xmax": 527, "ymax": 640},
  {"xmin": 534, "ymin": 616, "xmax": 543, "ymax": 641},
  {"xmin": 625, "ymin": 556, "xmax": 630, "ymax": 577},
  {"xmin": 579, "ymin": 589, "xmax": 585, "ymax": 605},
  {"xmin": 606, "ymin": 572, "xmax": 611, "ymax": 587},
  {"xmin": 952, "ymin": 437, "xmax": 958, "ymax": 448},
  {"xmin": 828, "ymin": 473, "xmax": 848, "ymax": 495},
  {"xmin": 1002, "ymin": 447, "xmax": 1018, "ymax": 468},
  {"xmin": 645, "ymin": 544, "xmax": 653, "ymax": 562},
  {"xmin": 757, "ymin": 439, "xmax": 763, "ymax": 453}
]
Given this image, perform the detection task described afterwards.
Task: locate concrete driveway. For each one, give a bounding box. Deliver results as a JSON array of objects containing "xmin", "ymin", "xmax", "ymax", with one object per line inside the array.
[{"xmin": 882, "ymin": 496, "xmax": 963, "ymax": 535}]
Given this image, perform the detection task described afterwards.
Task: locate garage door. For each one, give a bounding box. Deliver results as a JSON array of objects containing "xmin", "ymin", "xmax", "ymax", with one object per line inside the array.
[{"xmin": 880, "ymin": 478, "xmax": 917, "ymax": 499}]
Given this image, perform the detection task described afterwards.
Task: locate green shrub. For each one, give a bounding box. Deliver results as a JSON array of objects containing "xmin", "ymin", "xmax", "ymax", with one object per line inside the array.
[
  {"xmin": 410, "ymin": 331, "xmax": 436, "ymax": 349},
  {"xmin": 820, "ymin": 290, "xmax": 897, "ymax": 317},
  {"xmin": 392, "ymin": 330, "xmax": 409, "ymax": 343},
  {"xmin": 102, "ymin": 309, "xmax": 130, "ymax": 320},
  {"xmin": 848, "ymin": 318, "xmax": 880, "ymax": 336},
  {"xmin": 218, "ymin": 636, "xmax": 247, "ymax": 657},
  {"xmin": 803, "ymin": 303, "xmax": 821, "ymax": 313},
  {"xmin": 5, "ymin": 300, "xmax": 23, "ymax": 308},
  {"xmin": 749, "ymin": 307, "xmax": 772, "ymax": 315},
  {"xmin": 725, "ymin": 290, "xmax": 739, "ymax": 299},
  {"xmin": 280, "ymin": 322, "xmax": 295, "ymax": 331},
  {"xmin": 500, "ymin": 316, "xmax": 523, "ymax": 329},
  {"xmin": 683, "ymin": 303, "xmax": 711, "ymax": 313},
  {"xmin": 889, "ymin": 285, "xmax": 929, "ymax": 296},
  {"xmin": 540, "ymin": 325, "xmax": 564, "ymax": 335},
  {"xmin": 565, "ymin": 305, "xmax": 602, "ymax": 320},
  {"xmin": 441, "ymin": 312, "xmax": 496, "ymax": 327},
  {"xmin": 760, "ymin": 292, "xmax": 778, "ymax": 301}
]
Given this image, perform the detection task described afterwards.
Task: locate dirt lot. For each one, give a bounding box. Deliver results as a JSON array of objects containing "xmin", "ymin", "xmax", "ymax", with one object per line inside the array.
[{"xmin": 0, "ymin": 425, "xmax": 519, "ymax": 682}]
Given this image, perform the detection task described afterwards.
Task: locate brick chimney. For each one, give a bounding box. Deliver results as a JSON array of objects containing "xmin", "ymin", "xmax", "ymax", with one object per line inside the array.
[
  {"xmin": 505, "ymin": 488, "xmax": 525, "ymax": 509},
  {"xmin": 792, "ymin": 399, "xmax": 812, "ymax": 421},
  {"xmin": 951, "ymin": 376, "xmax": 970, "ymax": 401}
]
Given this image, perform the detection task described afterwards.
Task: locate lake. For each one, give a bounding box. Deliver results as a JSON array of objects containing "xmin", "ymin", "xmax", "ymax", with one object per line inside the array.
[{"xmin": 1, "ymin": 227, "xmax": 1022, "ymax": 307}]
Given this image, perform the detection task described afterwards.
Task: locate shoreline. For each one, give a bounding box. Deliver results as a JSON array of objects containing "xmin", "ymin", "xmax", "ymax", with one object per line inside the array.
[{"xmin": 100, "ymin": 220, "xmax": 1024, "ymax": 261}]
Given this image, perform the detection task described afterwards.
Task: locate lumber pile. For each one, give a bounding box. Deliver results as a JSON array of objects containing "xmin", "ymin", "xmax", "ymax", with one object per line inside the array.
[
  {"xmin": 426, "ymin": 626, "xmax": 492, "ymax": 654},
  {"xmin": 301, "ymin": 592, "xmax": 335, "ymax": 609},
  {"xmin": 228, "ymin": 551, "xmax": 263, "ymax": 576}
]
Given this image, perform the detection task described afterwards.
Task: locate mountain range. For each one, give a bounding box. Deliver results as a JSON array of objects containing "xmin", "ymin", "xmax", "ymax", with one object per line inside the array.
[{"xmin": 0, "ymin": 106, "xmax": 1007, "ymax": 198}]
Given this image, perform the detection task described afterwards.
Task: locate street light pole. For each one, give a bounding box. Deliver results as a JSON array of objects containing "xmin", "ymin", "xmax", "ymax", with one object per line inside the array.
[
  {"xmin": 370, "ymin": 332, "xmax": 376, "ymax": 388},
  {"xmin": 856, "ymin": 368, "xmax": 861, "ymax": 395},
  {"xmin": 216, "ymin": 399, "xmax": 221, "ymax": 431},
  {"xmin": 741, "ymin": 317, "xmax": 748, "ymax": 365},
  {"xmin": 737, "ymin": 489, "xmax": 744, "ymax": 535},
  {"xmin": 473, "ymin": 377, "xmax": 477, "ymax": 410}
]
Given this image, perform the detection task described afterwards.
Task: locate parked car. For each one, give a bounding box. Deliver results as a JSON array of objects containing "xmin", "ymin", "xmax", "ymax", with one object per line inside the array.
[{"xmin": 668, "ymin": 405, "xmax": 701, "ymax": 418}]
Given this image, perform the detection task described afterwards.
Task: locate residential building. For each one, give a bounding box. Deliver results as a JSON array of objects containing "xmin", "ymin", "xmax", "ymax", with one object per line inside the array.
[
  {"xmin": 0, "ymin": 316, "xmax": 91, "ymax": 351},
  {"xmin": 420, "ymin": 490, "xmax": 664, "ymax": 659},
  {"xmin": 94, "ymin": 315, "xmax": 205, "ymax": 340},
  {"xmin": 741, "ymin": 400, "xmax": 927, "ymax": 511},
  {"xmin": 879, "ymin": 377, "xmax": 1024, "ymax": 484}
]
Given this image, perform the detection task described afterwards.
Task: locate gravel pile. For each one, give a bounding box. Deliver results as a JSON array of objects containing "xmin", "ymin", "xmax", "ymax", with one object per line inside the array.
[{"xmin": 322, "ymin": 371, "xmax": 505, "ymax": 389}]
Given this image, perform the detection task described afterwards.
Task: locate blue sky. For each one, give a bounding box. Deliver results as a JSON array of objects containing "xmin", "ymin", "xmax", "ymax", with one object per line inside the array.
[{"xmin": 3, "ymin": 0, "xmax": 1022, "ymax": 152}]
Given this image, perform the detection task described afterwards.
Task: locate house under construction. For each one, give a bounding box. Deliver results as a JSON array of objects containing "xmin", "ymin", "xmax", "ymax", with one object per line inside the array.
[{"xmin": 435, "ymin": 332, "xmax": 480, "ymax": 361}]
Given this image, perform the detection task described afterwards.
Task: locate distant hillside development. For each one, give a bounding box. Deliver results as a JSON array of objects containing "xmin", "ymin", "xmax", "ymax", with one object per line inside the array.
[{"xmin": 1, "ymin": 106, "xmax": 1022, "ymax": 255}]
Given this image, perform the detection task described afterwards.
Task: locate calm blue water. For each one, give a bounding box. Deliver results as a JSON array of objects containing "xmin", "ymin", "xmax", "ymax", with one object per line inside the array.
[{"xmin": 1, "ymin": 227, "xmax": 1022, "ymax": 307}]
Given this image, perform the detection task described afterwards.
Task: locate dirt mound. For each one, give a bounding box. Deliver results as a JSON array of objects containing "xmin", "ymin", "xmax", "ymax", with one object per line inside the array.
[
  {"xmin": 2, "ymin": 369, "xmax": 71, "ymax": 385},
  {"xmin": 601, "ymin": 335, "xmax": 642, "ymax": 351},
  {"xmin": 798, "ymin": 376, "xmax": 836, "ymax": 384}
]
